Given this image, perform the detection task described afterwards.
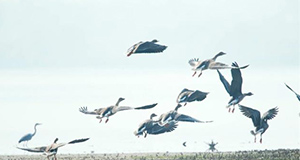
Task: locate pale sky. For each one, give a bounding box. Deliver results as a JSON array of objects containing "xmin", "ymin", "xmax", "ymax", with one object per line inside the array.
[{"xmin": 0, "ymin": 0, "xmax": 299, "ymax": 155}]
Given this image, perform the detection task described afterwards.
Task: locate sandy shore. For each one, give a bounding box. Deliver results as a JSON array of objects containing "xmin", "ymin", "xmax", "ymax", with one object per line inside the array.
[{"xmin": 1, "ymin": 149, "xmax": 299, "ymax": 160}]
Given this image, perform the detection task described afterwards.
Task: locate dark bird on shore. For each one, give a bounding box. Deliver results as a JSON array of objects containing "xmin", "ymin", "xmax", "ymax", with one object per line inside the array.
[
  {"xmin": 18, "ymin": 123, "xmax": 42, "ymax": 146},
  {"xmin": 206, "ymin": 140, "xmax": 218, "ymax": 152},
  {"xmin": 17, "ymin": 138, "xmax": 89, "ymax": 160},
  {"xmin": 183, "ymin": 142, "xmax": 187, "ymax": 147},
  {"xmin": 176, "ymin": 88, "xmax": 209, "ymax": 106},
  {"xmin": 285, "ymin": 83, "xmax": 300, "ymax": 101},
  {"xmin": 189, "ymin": 52, "xmax": 242, "ymax": 77},
  {"xmin": 79, "ymin": 97, "xmax": 157, "ymax": 123},
  {"xmin": 134, "ymin": 113, "xmax": 178, "ymax": 138},
  {"xmin": 217, "ymin": 62, "xmax": 252, "ymax": 113},
  {"xmin": 126, "ymin": 39, "xmax": 167, "ymax": 57},
  {"xmin": 239, "ymin": 104, "xmax": 279, "ymax": 143},
  {"xmin": 158, "ymin": 104, "xmax": 213, "ymax": 124}
]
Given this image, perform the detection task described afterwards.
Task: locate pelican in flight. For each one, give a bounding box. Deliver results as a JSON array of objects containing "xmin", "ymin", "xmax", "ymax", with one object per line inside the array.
[
  {"xmin": 18, "ymin": 123, "xmax": 42, "ymax": 146},
  {"xmin": 217, "ymin": 62, "xmax": 252, "ymax": 113},
  {"xmin": 17, "ymin": 138, "xmax": 89, "ymax": 160},
  {"xmin": 239, "ymin": 104, "xmax": 279, "ymax": 143},
  {"xmin": 176, "ymin": 88, "xmax": 208, "ymax": 106},
  {"xmin": 158, "ymin": 104, "xmax": 213, "ymax": 125},
  {"xmin": 189, "ymin": 52, "xmax": 241, "ymax": 77},
  {"xmin": 126, "ymin": 39, "xmax": 167, "ymax": 57},
  {"xmin": 134, "ymin": 113, "xmax": 178, "ymax": 138},
  {"xmin": 285, "ymin": 83, "xmax": 300, "ymax": 101},
  {"xmin": 79, "ymin": 97, "xmax": 157, "ymax": 123}
]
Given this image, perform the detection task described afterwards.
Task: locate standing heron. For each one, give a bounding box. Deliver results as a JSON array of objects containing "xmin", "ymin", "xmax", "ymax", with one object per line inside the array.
[
  {"xmin": 79, "ymin": 97, "xmax": 157, "ymax": 123},
  {"xmin": 189, "ymin": 52, "xmax": 241, "ymax": 77},
  {"xmin": 285, "ymin": 83, "xmax": 300, "ymax": 101},
  {"xmin": 18, "ymin": 123, "xmax": 42, "ymax": 146},
  {"xmin": 206, "ymin": 140, "xmax": 218, "ymax": 152},
  {"xmin": 17, "ymin": 138, "xmax": 89, "ymax": 160},
  {"xmin": 134, "ymin": 113, "xmax": 178, "ymax": 138},
  {"xmin": 217, "ymin": 62, "xmax": 252, "ymax": 113},
  {"xmin": 126, "ymin": 39, "xmax": 167, "ymax": 57},
  {"xmin": 239, "ymin": 104, "xmax": 279, "ymax": 143},
  {"xmin": 176, "ymin": 88, "xmax": 209, "ymax": 106}
]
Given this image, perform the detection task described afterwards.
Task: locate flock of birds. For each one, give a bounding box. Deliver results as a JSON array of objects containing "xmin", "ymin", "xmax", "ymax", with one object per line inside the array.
[{"xmin": 16, "ymin": 39, "xmax": 299, "ymax": 159}]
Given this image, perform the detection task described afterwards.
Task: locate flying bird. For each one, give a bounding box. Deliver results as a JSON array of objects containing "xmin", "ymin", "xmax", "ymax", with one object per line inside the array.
[
  {"xmin": 206, "ymin": 140, "xmax": 218, "ymax": 152},
  {"xmin": 182, "ymin": 142, "xmax": 187, "ymax": 147},
  {"xmin": 157, "ymin": 104, "xmax": 213, "ymax": 125},
  {"xmin": 176, "ymin": 88, "xmax": 208, "ymax": 106},
  {"xmin": 239, "ymin": 104, "xmax": 279, "ymax": 143},
  {"xmin": 134, "ymin": 113, "xmax": 178, "ymax": 138},
  {"xmin": 189, "ymin": 52, "xmax": 241, "ymax": 77},
  {"xmin": 79, "ymin": 97, "xmax": 157, "ymax": 123},
  {"xmin": 285, "ymin": 83, "xmax": 300, "ymax": 101},
  {"xmin": 18, "ymin": 123, "xmax": 42, "ymax": 146},
  {"xmin": 17, "ymin": 138, "xmax": 89, "ymax": 160},
  {"xmin": 217, "ymin": 62, "xmax": 252, "ymax": 113},
  {"xmin": 126, "ymin": 39, "xmax": 167, "ymax": 57}
]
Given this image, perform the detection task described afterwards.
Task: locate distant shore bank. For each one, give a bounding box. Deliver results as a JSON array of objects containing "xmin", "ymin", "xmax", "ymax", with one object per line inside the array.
[{"xmin": 1, "ymin": 149, "xmax": 299, "ymax": 160}]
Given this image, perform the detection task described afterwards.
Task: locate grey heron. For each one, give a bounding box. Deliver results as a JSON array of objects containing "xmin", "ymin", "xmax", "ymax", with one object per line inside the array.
[
  {"xmin": 239, "ymin": 104, "xmax": 279, "ymax": 143},
  {"xmin": 176, "ymin": 88, "xmax": 208, "ymax": 106},
  {"xmin": 189, "ymin": 52, "xmax": 241, "ymax": 77},
  {"xmin": 17, "ymin": 138, "xmax": 89, "ymax": 160},
  {"xmin": 79, "ymin": 97, "xmax": 157, "ymax": 123},
  {"xmin": 18, "ymin": 123, "xmax": 42, "ymax": 146},
  {"xmin": 217, "ymin": 62, "xmax": 252, "ymax": 113},
  {"xmin": 126, "ymin": 39, "xmax": 167, "ymax": 57}
]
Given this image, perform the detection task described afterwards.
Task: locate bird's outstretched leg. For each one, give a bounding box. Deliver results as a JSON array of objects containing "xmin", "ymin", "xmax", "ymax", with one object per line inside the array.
[
  {"xmin": 105, "ymin": 118, "xmax": 109, "ymax": 123},
  {"xmin": 254, "ymin": 136, "xmax": 256, "ymax": 143},
  {"xmin": 54, "ymin": 155, "xmax": 57, "ymax": 160},
  {"xmin": 232, "ymin": 105, "xmax": 235, "ymax": 113},
  {"xmin": 260, "ymin": 134, "xmax": 263, "ymax": 143},
  {"xmin": 192, "ymin": 71, "xmax": 197, "ymax": 77},
  {"xmin": 228, "ymin": 108, "xmax": 231, "ymax": 112},
  {"xmin": 144, "ymin": 133, "xmax": 147, "ymax": 138},
  {"xmin": 184, "ymin": 103, "xmax": 187, "ymax": 106},
  {"xmin": 99, "ymin": 118, "xmax": 102, "ymax": 123},
  {"xmin": 198, "ymin": 72, "xmax": 202, "ymax": 77},
  {"xmin": 260, "ymin": 138, "xmax": 262, "ymax": 143}
]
